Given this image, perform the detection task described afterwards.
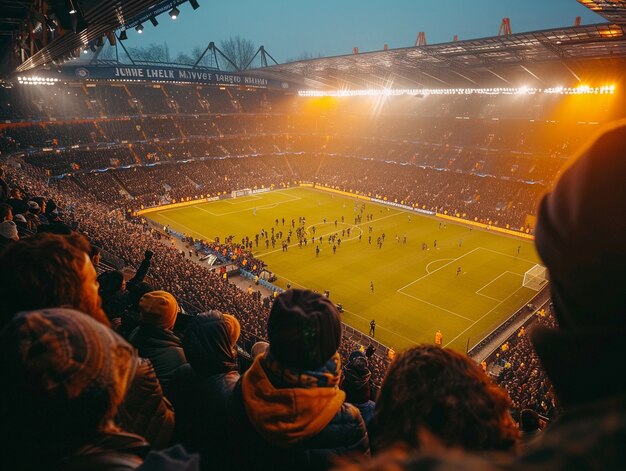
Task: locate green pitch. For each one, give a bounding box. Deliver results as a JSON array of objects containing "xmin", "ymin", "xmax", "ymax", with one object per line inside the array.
[{"xmin": 147, "ymin": 187, "xmax": 541, "ymax": 352}]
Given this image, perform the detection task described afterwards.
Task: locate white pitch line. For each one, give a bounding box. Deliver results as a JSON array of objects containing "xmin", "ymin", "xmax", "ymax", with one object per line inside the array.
[
  {"xmin": 193, "ymin": 206, "xmax": 219, "ymax": 216},
  {"xmin": 479, "ymin": 247, "xmax": 538, "ymax": 266},
  {"xmin": 444, "ymin": 284, "xmax": 529, "ymax": 348},
  {"xmin": 397, "ymin": 247, "xmax": 481, "ymax": 292},
  {"xmin": 341, "ymin": 307, "xmax": 419, "ymax": 346},
  {"xmin": 476, "ymin": 292, "xmax": 505, "ymax": 302},
  {"xmin": 222, "ymin": 195, "xmax": 263, "ymax": 205},
  {"xmin": 197, "ymin": 194, "xmax": 304, "ymax": 217},
  {"xmin": 397, "ymin": 290, "xmax": 474, "ymax": 322},
  {"xmin": 425, "ymin": 258, "xmax": 454, "ymax": 274},
  {"xmin": 156, "ymin": 213, "xmax": 208, "ymax": 240}
]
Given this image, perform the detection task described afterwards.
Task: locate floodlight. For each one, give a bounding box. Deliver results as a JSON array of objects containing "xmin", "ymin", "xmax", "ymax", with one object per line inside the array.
[
  {"xmin": 169, "ymin": 7, "xmax": 180, "ymax": 19},
  {"xmin": 119, "ymin": 30, "xmax": 128, "ymax": 40},
  {"xmin": 150, "ymin": 16, "xmax": 158, "ymax": 27},
  {"xmin": 136, "ymin": 23, "xmax": 144, "ymax": 33},
  {"xmin": 189, "ymin": 0, "xmax": 200, "ymax": 9}
]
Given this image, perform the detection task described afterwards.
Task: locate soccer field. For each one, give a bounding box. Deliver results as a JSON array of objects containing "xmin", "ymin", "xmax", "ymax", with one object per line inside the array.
[{"xmin": 146, "ymin": 187, "xmax": 541, "ymax": 352}]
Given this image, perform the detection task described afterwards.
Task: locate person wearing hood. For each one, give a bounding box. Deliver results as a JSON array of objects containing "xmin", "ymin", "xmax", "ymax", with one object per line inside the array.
[
  {"xmin": 169, "ymin": 311, "xmax": 241, "ymax": 470},
  {"xmin": 516, "ymin": 120, "xmax": 626, "ymax": 469},
  {"xmin": 227, "ymin": 289, "xmax": 369, "ymax": 470},
  {"xmin": 341, "ymin": 351, "xmax": 376, "ymax": 432},
  {"xmin": 128, "ymin": 290, "xmax": 187, "ymax": 397}
]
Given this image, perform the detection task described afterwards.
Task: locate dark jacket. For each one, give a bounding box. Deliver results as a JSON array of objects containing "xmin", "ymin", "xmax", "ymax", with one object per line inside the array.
[
  {"xmin": 226, "ymin": 358, "xmax": 369, "ymax": 471},
  {"xmin": 118, "ymin": 357, "xmax": 175, "ymax": 449},
  {"xmin": 56, "ymin": 434, "xmax": 200, "ymax": 471},
  {"xmin": 169, "ymin": 312, "xmax": 241, "ymax": 471},
  {"xmin": 129, "ymin": 326, "xmax": 186, "ymax": 397},
  {"xmin": 0, "ymin": 178, "xmax": 8, "ymax": 203},
  {"xmin": 53, "ymin": 431, "xmax": 149, "ymax": 471}
]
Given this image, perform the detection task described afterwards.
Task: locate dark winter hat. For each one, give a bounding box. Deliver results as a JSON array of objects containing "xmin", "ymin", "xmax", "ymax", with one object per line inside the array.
[
  {"xmin": 97, "ymin": 270, "xmax": 125, "ymax": 297},
  {"xmin": 27, "ymin": 200, "xmax": 40, "ymax": 213},
  {"xmin": 342, "ymin": 355, "xmax": 372, "ymax": 404},
  {"xmin": 349, "ymin": 350, "xmax": 366, "ymax": 363},
  {"xmin": 0, "ymin": 308, "xmax": 135, "ymax": 427},
  {"xmin": 267, "ymin": 289, "xmax": 341, "ymax": 370},
  {"xmin": 0, "ymin": 220, "xmax": 18, "ymax": 240},
  {"xmin": 535, "ymin": 121, "xmax": 626, "ymax": 330},
  {"xmin": 520, "ymin": 409, "xmax": 540, "ymax": 433}
]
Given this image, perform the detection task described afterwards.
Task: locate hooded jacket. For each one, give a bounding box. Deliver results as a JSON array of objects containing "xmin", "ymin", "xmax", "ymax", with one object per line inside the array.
[
  {"xmin": 169, "ymin": 312, "xmax": 241, "ymax": 471},
  {"xmin": 226, "ymin": 355, "xmax": 369, "ymax": 471},
  {"xmin": 129, "ymin": 325, "xmax": 186, "ymax": 397}
]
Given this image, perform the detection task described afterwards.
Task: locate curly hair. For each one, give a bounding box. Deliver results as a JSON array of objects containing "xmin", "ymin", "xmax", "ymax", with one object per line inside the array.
[
  {"xmin": 373, "ymin": 345, "xmax": 518, "ymax": 452},
  {"xmin": 0, "ymin": 232, "xmax": 108, "ymax": 328}
]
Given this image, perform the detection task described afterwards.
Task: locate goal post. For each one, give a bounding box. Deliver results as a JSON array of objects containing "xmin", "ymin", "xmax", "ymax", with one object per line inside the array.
[
  {"xmin": 523, "ymin": 264, "xmax": 548, "ymax": 291},
  {"xmin": 231, "ymin": 188, "xmax": 252, "ymax": 198}
]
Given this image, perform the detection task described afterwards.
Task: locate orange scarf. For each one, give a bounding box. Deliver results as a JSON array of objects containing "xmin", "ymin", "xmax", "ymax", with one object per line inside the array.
[{"xmin": 242, "ymin": 353, "xmax": 345, "ymax": 447}]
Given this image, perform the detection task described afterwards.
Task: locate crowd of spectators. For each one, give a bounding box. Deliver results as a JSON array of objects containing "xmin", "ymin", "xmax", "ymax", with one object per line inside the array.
[
  {"xmin": 0, "ymin": 103, "xmax": 625, "ymax": 470},
  {"xmin": 1, "ymin": 88, "xmax": 601, "ymax": 232},
  {"xmin": 496, "ymin": 309, "xmax": 558, "ymax": 422}
]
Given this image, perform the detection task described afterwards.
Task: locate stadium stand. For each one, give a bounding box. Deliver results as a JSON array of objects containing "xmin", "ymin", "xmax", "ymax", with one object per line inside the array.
[{"xmin": 2, "ymin": 0, "xmax": 626, "ymax": 468}]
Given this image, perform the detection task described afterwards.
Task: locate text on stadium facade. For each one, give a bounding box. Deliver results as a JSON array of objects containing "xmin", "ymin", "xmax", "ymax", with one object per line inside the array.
[{"xmin": 112, "ymin": 67, "xmax": 268, "ymax": 86}]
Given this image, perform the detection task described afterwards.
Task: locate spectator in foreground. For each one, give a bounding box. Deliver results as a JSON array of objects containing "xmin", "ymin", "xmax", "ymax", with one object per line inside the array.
[
  {"xmin": 0, "ymin": 233, "xmax": 175, "ymax": 448},
  {"xmin": 0, "ymin": 219, "xmax": 18, "ymax": 250},
  {"xmin": 516, "ymin": 120, "xmax": 626, "ymax": 468},
  {"xmin": 371, "ymin": 345, "xmax": 518, "ymax": 455},
  {"xmin": 170, "ymin": 311, "xmax": 242, "ymax": 470},
  {"xmin": 0, "ymin": 308, "xmax": 199, "ymax": 470},
  {"xmin": 128, "ymin": 290, "xmax": 186, "ymax": 396},
  {"xmin": 518, "ymin": 409, "xmax": 542, "ymax": 449},
  {"xmin": 228, "ymin": 289, "xmax": 369, "ymax": 470},
  {"xmin": 341, "ymin": 352, "xmax": 376, "ymax": 431}
]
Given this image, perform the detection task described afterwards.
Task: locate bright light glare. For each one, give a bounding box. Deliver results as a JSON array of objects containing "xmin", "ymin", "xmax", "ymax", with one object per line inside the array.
[
  {"xmin": 298, "ymin": 85, "xmax": 616, "ymax": 97},
  {"xmin": 16, "ymin": 76, "xmax": 60, "ymax": 86}
]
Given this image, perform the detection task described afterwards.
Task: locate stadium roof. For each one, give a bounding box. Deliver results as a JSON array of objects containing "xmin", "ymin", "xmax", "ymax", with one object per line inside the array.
[
  {"xmin": 577, "ymin": 0, "xmax": 626, "ymax": 24},
  {"xmin": 4, "ymin": 0, "xmax": 626, "ymax": 89},
  {"xmin": 246, "ymin": 1, "xmax": 626, "ymax": 90},
  {"xmin": 252, "ymin": 21, "xmax": 626, "ymax": 90},
  {"xmin": 0, "ymin": 0, "xmax": 184, "ymax": 76}
]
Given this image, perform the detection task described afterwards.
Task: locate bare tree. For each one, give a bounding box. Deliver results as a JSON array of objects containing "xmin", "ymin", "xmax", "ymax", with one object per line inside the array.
[
  {"xmin": 127, "ymin": 42, "xmax": 171, "ymax": 63},
  {"xmin": 285, "ymin": 51, "xmax": 324, "ymax": 63},
  {"xmin": 191, "ymin": 45, "xmax": 217, "ymax": 68},
  {"xmin": 98, "ymin": 42, "xmax": 117, "ymax": 61},
  {"xmin": 174, "ymin": 52, "xmax": 194, "ymax": 65},
  {"xmin": 219, "ymin": 36, "xmax": 256, "ymax": 71}
]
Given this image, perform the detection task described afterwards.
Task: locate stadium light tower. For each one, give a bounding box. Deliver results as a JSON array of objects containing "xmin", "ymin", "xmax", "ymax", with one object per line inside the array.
[
  {"xmin": 415, "ymin": 32, "xmax": 427, "ymax": 46},
  {"xmin": 498, "ymin": 18, "xmax": 512, "ymax": 36}
]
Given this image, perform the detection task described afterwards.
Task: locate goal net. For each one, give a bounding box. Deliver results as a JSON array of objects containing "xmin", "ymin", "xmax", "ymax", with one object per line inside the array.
[
  {"xmin": 523, "ymin": 264, "xmax": 548, "ymax": 291},
  {"xmin": 231, "ymin": 188, "xmax": 252, "ymax": 198}
]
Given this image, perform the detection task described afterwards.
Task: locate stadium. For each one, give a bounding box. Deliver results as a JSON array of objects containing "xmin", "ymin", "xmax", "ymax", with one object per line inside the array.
[{"xmin": 1, "ymin": 0, "xmax": 625, "ymax": 469}]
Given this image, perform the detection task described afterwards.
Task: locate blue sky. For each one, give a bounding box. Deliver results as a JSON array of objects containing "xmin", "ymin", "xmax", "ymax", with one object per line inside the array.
[{"xmin": 123, "ymin": 0, "xmax": 605, "ymax": 63}]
